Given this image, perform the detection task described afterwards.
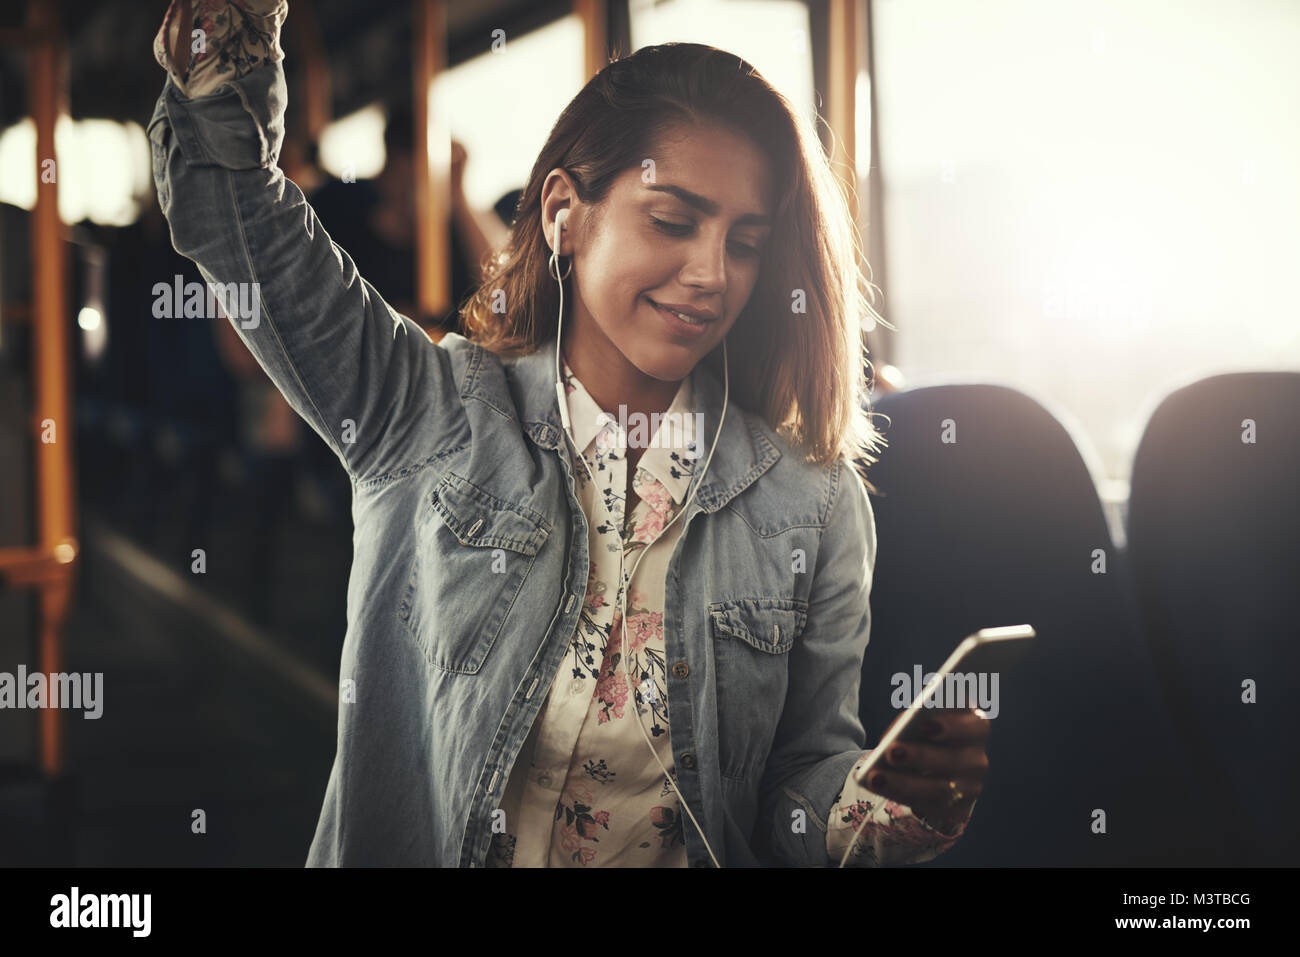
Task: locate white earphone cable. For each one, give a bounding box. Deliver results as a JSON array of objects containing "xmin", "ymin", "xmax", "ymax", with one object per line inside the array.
[{"xmin": 550, "ymin": 211, "xmax": 725, "ymax": 868}]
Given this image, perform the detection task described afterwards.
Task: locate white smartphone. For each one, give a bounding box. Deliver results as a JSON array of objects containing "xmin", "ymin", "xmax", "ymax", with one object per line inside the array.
[{"xmin": 853, "ymin": 624, "xmax": 1037, "ymax": 785}]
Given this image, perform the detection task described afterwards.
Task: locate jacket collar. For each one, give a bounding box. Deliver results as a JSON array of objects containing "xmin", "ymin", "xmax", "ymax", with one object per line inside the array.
[{"xmin": 467, "ymin": 334, "xmax": 781, "ymax": 514}]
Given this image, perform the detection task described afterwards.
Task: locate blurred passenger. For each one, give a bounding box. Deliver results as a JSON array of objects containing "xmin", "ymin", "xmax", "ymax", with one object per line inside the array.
[{"xmin": 308, "ymin": 105, "xmax": 514, "ymax": 339}]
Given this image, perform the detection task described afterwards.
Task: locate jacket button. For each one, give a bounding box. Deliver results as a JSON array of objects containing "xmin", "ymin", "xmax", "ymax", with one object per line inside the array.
[
  {"xmin": 679, "ymin": 752, "xmax": 696, "ymax": 769},
  {"xmin": 671, "ymin": 661, "xmax": 689, "ymax": 679}
]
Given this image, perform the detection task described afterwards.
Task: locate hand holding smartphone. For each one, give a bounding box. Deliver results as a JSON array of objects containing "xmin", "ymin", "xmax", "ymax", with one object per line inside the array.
[
  {"xmin": 853, "ymin": 624, "xmax": 1036, "ymax": 786},
  {"xmin": 837, "ymin": 624, "xmax": 1036, "ymax": 868}
]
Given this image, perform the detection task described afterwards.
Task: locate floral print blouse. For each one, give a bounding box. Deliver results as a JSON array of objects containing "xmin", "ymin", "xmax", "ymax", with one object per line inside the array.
[{"xmin": 487, "ymin": 358, "xmax": 698, "ymax": 867}]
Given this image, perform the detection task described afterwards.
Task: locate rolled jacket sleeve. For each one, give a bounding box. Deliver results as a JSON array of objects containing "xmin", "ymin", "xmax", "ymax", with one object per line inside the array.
[
  {"xmin": 147, "ymin": 2, "xmax": 466, "ymax": 482},
  {"xmin": 154, "ymin": 0, "xmax": 288, "ymax": 99},
  {"xmin": 825, "ymin": 751, "xmax": 974, "ymax": 866}
]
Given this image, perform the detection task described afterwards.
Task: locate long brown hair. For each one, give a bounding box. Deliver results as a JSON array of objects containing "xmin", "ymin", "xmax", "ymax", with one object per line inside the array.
[{"xmin": 460, "ymin": 42, "xmax": 888, "ymax": 486}]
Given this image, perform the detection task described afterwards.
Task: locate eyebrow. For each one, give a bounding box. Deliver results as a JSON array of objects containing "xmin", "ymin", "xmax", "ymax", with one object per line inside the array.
[{"xmin": 645, "ymin": 184, "xmax": 772, "ymax": 227}]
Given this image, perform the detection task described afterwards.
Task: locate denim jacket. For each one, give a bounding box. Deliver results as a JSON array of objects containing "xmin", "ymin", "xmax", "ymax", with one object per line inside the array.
[{"xmin": 148, "ymin": 59, "xmax": 882, "ymax": 867}]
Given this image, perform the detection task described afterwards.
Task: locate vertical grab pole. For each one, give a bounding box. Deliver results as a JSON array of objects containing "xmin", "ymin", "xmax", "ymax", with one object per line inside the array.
[
  {"xmin": 413, "ymin": 0, "xmax": 452, "ymax": 336},
  {"xmin": 861, "ymin": 0, "xmax": 893, "ymax": 373},
  {"xmin": 286, "ymin": 0, "xmax": 332, "ymax": 188},
  {"xmin": 575, "ymin": 0, "xmax": 610, "ymax": 80},
  {"xmin": 27, "ymin": 0, "xmax": 79, "ymax": 778}
]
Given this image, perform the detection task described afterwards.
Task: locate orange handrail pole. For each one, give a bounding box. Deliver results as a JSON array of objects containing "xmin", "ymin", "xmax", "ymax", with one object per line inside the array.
[
  {"xmin": 575, "ymin": 0, "xmax": 609, "ymax": 80},
  {"xmin": 292, "ymin": 0, "xmax": 332, "ymax": 146},
  {"xmin": 27, "ymin": 0, "xmax": 79, "ymax": 778},
  {"xmin": 281, "ymin": 0, "xmax": 331, "ymax": 190},
  {"xmin": 826, "ymin": 0, "xmax": 861, "ymax": 239},
  {"xmin": 413, "ymin": 0, "xmax": 451, "ymax": 335},
  {"xmin": 824, "ymin": 0, "xmax": 894, "ymax": 376},
  {"xmin": 860, "ymin": 0, "xmax": 893, "ymax": 372}
]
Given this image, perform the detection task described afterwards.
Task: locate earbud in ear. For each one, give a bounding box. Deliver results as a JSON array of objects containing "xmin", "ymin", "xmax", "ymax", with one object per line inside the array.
[{"xmin": 554, "ymin": 208, "xmax": 568, "ymax": 252}]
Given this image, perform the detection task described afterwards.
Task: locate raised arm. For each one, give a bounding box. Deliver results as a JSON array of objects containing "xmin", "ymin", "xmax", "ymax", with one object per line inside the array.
[{"xmin": 148, "ymin": 0, "xmax": 468, "ymax": 481}]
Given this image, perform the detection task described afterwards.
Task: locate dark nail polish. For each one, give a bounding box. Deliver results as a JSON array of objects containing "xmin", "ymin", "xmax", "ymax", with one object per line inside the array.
[
  {"xmin": 871, "ymin": 773, "xmax": 887, "ymax": 788},
  {"xmin": 890, "ymin": 746, "xmax": 906, "ymax": 763}
]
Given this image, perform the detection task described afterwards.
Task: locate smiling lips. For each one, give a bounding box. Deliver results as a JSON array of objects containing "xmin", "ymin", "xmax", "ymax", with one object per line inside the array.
[{"xmin": 647, "ymin": 297, "xmax": 719, "ymax": 326}]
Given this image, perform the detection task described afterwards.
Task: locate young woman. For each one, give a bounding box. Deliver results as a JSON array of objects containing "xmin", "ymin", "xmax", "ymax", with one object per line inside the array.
[{"xmin": 150, "ymin": 0, "xmax": 989, "ymax": 867}]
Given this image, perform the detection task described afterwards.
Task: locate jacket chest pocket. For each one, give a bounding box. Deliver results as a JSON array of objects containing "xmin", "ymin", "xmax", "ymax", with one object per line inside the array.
[
  {"xmin": 398, "ymin": 472, "xmax": 551, "ymax": 675},
  {"xmin": 708, "ymin": 597, "xmax": 807, "ymax": 781}
]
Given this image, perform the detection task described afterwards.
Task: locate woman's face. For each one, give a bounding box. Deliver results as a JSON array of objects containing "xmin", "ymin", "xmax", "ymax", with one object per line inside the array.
[{"xmin": 542, "ymin": 123, "xmax": 775, "ymax": 390}]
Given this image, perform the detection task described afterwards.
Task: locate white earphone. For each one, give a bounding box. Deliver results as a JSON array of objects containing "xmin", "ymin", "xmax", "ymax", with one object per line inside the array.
[{"xmin": 549, "ymin": 207, "xmax": 728, "ymax": 868}]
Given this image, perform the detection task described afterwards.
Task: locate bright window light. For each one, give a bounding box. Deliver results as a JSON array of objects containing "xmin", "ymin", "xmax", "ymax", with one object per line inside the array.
[
  {"xmin": 629, "ymin": 0, "xmax": 815, "ymax": 131},
  {"xmin": 317, "ymin": 103, "xmax": 387, "ymax": 182},
  {"xmin": 872, "ymin": 0, "xmax": 1300, "ymax": 479},
  {"xmin": 433, "ymin": 14, "xmax": 585, "ymax": 213},
  {"xmin": 0, "ymin": 117, "xmax": 150, "ymax": 226}
]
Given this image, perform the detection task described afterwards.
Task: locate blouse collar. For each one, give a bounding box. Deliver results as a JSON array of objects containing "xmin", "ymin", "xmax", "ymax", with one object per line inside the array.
[{"xmin": 561, "ymin": 355, "xmax": 699, "ymax": 506}]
